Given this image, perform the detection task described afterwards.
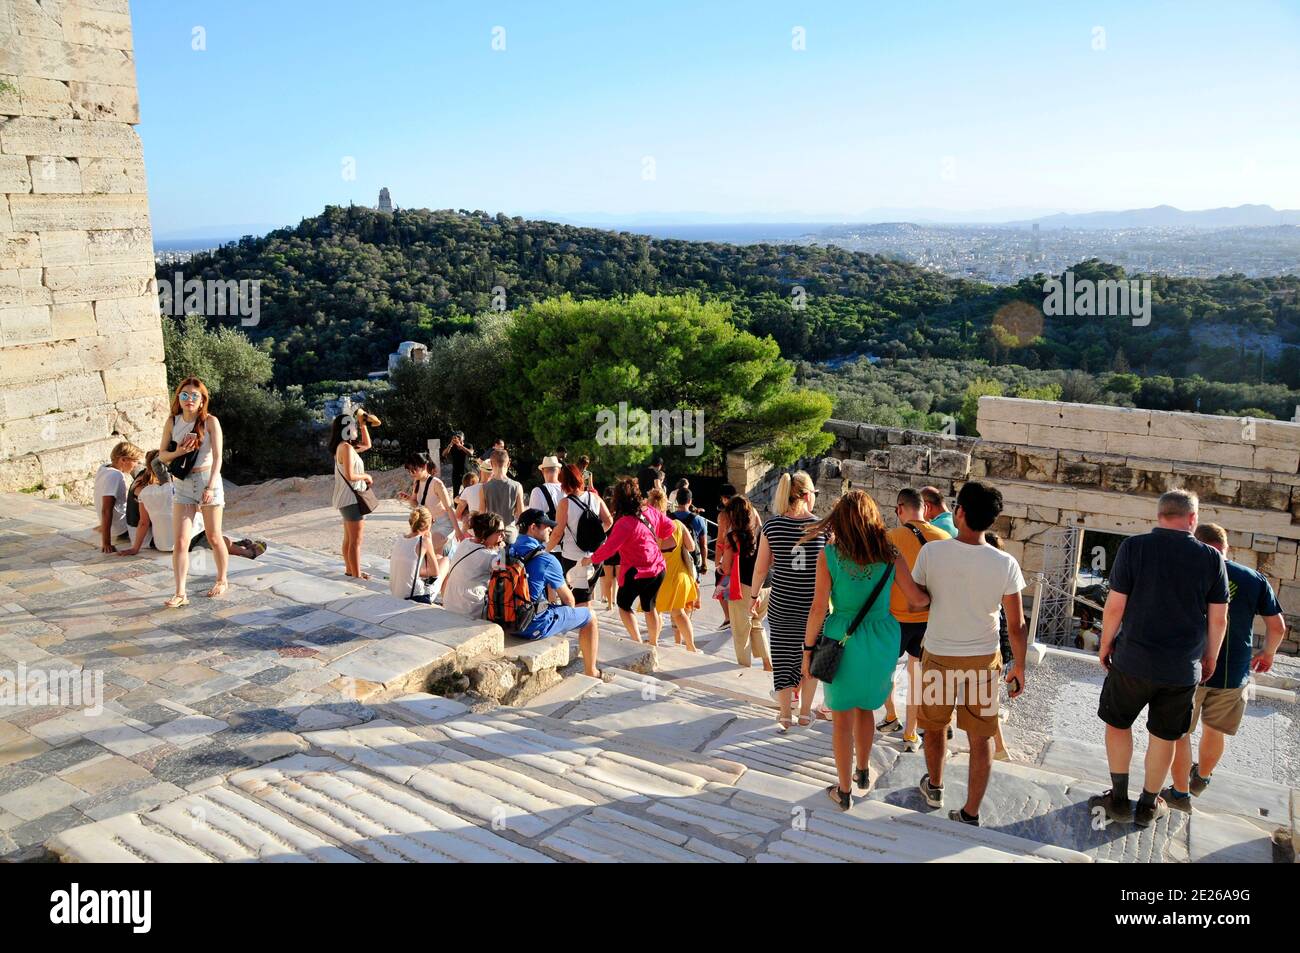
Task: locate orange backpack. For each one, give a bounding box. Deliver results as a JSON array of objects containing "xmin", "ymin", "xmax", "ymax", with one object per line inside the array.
[{"xmin": 485, "ymin": 547, "xmax": 545, "ymax": 632}]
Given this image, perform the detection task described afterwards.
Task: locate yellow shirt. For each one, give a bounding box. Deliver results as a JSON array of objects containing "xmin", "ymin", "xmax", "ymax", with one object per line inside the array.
[{"xmin": 887, "ymin": 521, "xmax": 949, "ymax": 623}]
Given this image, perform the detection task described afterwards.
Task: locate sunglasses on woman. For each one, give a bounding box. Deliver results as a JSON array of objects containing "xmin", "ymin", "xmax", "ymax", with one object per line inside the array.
[{"xmin": 178, "ymin": 393, "xmax": 202, "ymax": 403}]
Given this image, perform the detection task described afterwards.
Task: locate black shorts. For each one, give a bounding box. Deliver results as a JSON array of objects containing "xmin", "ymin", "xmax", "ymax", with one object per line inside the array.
[
  {"xmin": 616, "ymin": 568, "xmax": 665, "ymax": 612},
  {"xmin": 557, "ymin": 554, "xmax": 593, "ymax": 604},
  {"xmin": 1097, "ymin": 668, "xmax": 1196, "ymax": 742},
  {"xmin": 898, "ymin": 621, "xmax": 927, "ymax": 660}
]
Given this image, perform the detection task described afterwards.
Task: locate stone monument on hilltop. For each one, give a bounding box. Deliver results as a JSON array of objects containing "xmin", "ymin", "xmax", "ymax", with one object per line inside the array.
[
  {"xmin": 377, "ymin": 187, "xmax": 393, "ymax": 213},
  {"xmin": 0, "ymin": 2, "xmax": 169, "ymax": 501}
]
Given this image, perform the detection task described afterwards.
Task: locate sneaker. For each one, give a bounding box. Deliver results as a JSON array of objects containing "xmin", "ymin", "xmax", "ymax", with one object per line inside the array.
[
  {"xmin": 901, "ymin": 732, "xmax": 920, "ymax": 752},
  {"xmin": 1087, "ymin": 789, "xmax": 1134, "ymax": 823},
  {"xmin": 918, "ymin": 773, "xmax": 943, "ymax": 809},
  {"xmin": 1134, "ymin": 796, "xmax": 1170, "ymax": 828},
  {"xmin": 948, "ymin": 808, "xmax": 979, "ymax": 827},
  {"xmin": 1189, "ymin": 763, "xmax": 1211, "ymax": 796},
  {"xmin": 1161, "ymin": 787, "xmax": 1193, "ymax": 813},
  {"xmin": 876, "ymin": 717, "xmax": 903, "ymax": 734}
]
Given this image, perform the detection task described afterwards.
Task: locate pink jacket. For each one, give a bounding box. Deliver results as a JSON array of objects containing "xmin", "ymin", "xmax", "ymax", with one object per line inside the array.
[{"xmin": 591, "ymin": 506, "xmax": 675, "ymax": 585}]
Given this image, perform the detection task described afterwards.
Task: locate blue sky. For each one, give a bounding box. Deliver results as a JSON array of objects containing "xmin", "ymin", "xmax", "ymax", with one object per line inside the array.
[{"xmin": 133, "ymin": 0, "xmax": 1300, "ymax": 235}]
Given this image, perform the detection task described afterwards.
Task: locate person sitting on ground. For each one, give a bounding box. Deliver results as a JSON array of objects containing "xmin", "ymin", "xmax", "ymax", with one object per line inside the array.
[
  {"xmin": 1089, "ymin": 489, "xmax": 1228, "ymax": 829},
  {"xmin": 1164, "ymin": 522, "xmax": 1287, "ymax": 811},
  {"xmin": 509, "ymin": 508, "xmax": 601, "ymax": 676},
  {"xmin": 478, "ymin": 449, "xmax": 524, "ymax": 542},
  {"xmin": 389, "ymin": 506, "xmax": 446, "ymax": 605},
  {"xmin": 117, "ymin": 452, "xmax": 260, "ymax": 559},
  {"xmin": 919, "ymin": 485, "xmax": 956, "ymax": 538},
  {"xmin": 441, "ymin": 512, "xmax": 505, "ymax": 616},
  {"xmin": 97, "ymin": 441, "xmax": 144, "ymax": 553},
  {"xmin": 911, "ymin": 480, "xmax": 1028, "ymax": 827},
  {"xmin": 397, "ymin": 452, "xmax": 457, "ymax": 552},
  {"xmin": 588, "ymin": 477, "xmax": 676, "ymax": 646},
  {"xmin": 648, "ymin": 487, "xmax": 699, "ymax": 652},
  {"xmin": 877, "ymin": 487, "xmax": 950, "ymax": 751}
]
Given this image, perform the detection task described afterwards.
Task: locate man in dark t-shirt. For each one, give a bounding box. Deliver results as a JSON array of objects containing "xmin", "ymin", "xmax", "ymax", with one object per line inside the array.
[
  {"xmin": 1164, "ymin": 522, "xmax": 1287, "ymax": 810},
  {"xmin": 637, "ymin": 458, "xmax": 664, "ymax": 497},
  {"xmin": 444, "ymin": 432, "xmax": 473, "ymax": 494},
  {"xmin": 1088, "ymin": 490, "xmax": 1229, "ymax": 829}
]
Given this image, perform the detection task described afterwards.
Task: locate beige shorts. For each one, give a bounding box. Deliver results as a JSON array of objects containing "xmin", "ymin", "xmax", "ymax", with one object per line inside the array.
[
  {"xmin": 1189, "ymin": 684, "xmax": 1248, "ymax": 736},
  {"xmin": 918, "ymin": 651, "xmax": 1003, "ymax": 738}
]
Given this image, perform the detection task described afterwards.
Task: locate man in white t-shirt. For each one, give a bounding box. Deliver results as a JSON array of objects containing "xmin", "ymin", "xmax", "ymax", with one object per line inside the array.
[
  {"xmin": 529, "ymin": 456, "xmax": 563, "ymax": 520},
  {"xmin": 96, "ymin": 441, "xmax": 144, "ymax": 553},
  {"xmin": 910, "ymin": 480, "xmax": 1028, "ymax": 827}
]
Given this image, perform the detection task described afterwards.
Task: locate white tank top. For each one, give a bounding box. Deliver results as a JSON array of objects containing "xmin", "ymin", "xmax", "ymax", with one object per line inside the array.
[
  {"xmin": 389, "ymin": 535, "xmax": 428, "ymax": 598},
  {"xmin": 560, "ymin": 489, "xmax": 601, "ymax": 561},
  {"xmin": 414, "ymin": 476, "xmax": 448, "ymax": 517},
  {"xmin": 171, "ymin": 415, "xmax": 213, "ymax": 470},
  {"xmin": 332, "ymin": 445, "xmax": 365, "ymax": 509}
]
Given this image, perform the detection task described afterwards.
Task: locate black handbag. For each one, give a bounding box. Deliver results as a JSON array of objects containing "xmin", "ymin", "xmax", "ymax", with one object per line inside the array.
[
  {"xmin": 809, "ymin": 563, "xmax": 893, "ymax": 683},
  {"xmin": 166, "ymin": 440, "xmax": 198, "ymax": 480}
]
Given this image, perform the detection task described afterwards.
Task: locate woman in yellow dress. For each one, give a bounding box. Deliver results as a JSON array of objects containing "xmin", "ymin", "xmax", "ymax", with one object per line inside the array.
[{"xmin": 648, "ymin": 488, "xmax": 699, "ymax": 652}]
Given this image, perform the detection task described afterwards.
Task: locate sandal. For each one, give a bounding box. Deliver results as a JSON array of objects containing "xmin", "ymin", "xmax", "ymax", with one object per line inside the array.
[
  {"xmin": 776, "ymin": 718, "xmax": 793, "ymax": 733},
  {"xmin": 206, "ymin": 580, "xmax": 229, "ymax": 598},
  {"xmin": 853, "ymin": 767, "xmax": 871, "ymax": 791},
  {"xmin": 826, "ymin": 784, "xmax": 851, "ymax": 811},
  {"xmin": 797, "ymin": 712, "xmax": 813, "ymax": 727},
  {"xmin": 163, "ymin": 595, "xmax": 189, "ymax": 609}
]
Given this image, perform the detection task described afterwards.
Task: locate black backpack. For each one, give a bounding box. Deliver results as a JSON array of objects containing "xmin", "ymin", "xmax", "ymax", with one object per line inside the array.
[{"xmin": 567, "ymin": 493, "xmax": 606, "ymax": 552}]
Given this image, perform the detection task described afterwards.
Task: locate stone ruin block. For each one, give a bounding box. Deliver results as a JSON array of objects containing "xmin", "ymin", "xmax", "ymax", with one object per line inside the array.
[
  {"xmin": 816, "ymin": 457, "xmax": 841, "ymax": 481},
  {"xmin": 1016, "ymin": 447, "xmax": 1058, "ymax": 481},
  {"xmin": 864, "ymin": 449, "xmax": 890, "ymax": 468},
  {"xmin": 889, "ymin": 444, "xmax": 930, "ymax": 475},
  {"xmin": 971, "ymin": 442, "xmax": 1018, "ymax": 481},
  {"xmin": 1060, "ymin": 461, "xmax": 1101, "ymax": 486},
  {"xmin": 839, "ymin": 458, "xmax": 873, "ymax": 484},
  {"xmin": 1238, "ymin": 481, "xmax": 1292, "ymax": 512},
  {"xmin": 1259, "ymin": 549, "xmax": 1299, "ymax": 582},
  {"xmin": 929, "ymin": 448, "xmax": 970, "ymax": 480}
]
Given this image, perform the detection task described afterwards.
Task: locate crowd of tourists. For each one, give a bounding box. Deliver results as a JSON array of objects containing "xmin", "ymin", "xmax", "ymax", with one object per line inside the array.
[{"xmin": 94, "ymin": 385, "xmax": 1288, "ymax": 828}]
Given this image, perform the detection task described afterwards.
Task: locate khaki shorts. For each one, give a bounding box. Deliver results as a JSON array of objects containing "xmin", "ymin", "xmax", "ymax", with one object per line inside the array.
[
  {"xmin": 917, "ymin": 651, "xmax": 1002, "ymax": 738},
  {"xmin": 1189, "ymin": 684, "xmax": 1248, "ymax": 736}
]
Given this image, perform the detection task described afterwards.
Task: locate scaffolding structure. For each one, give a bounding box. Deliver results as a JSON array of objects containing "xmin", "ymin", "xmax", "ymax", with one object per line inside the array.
[{"xmin": 1029, "ymin": 526, "xmax": 1082, "ymax": 646}]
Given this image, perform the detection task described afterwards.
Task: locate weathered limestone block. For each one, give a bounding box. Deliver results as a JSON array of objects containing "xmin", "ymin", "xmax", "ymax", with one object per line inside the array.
[
  {"xmin": 1259, "ymin": 550, "xmax": 1298, "ymax": 582},
  {"xmin": 1, "ymin": 115, "xmax": 141, "ymax": 157},
  {"xmin": 971, "ymin": 441, "xmax": 1018, "ymax": 480},
  {"xmin": 1253, "ymin": 447, "xmax": 1300, "ymax": 475},
  {"xmin": 1011, "ymin": 519, "xmax": 1057, "ymax": 544},
  {"xmin": 54, "ymin": 370, "xmax": 108, "ymax": 411},
  {"xmin": 1059, "ymin": 460, "xmax": 1101, "ymax": 486},
  {"xmin": 27, "ymin": 154, "xmax": 80, "ymax": 192},
  {"xmin": 1232, "ymin": 549, "xmax": 1258, "ymax": 571},
  {"xmin": 0, "ymin": 405, "xmax": 111, "ymax": 457},
  {"xmin": 35, "ymin": 435, "xmax": 120, "ymax": 486},
  {"xmin": 92, "ymin": 293, "xmax": 157, "ymax": 333},
  {"xmin": 1104, "ymin": 431, "xmax": 1201, "ymax": 463},
  {"xmin": 871, "ymin": 473, "xmax": 909, "ymax": 504},
  {"xmin": 87, "ymin": 227, "xmax": 152, "ymax": 263},
  {"xmin": 1148, "ymin": 410, "xmax": 1246, "ymax": 444},
  {"xmin": 68, "ymin": 80, "xmax": 139, "ymax": 123},
  {"xmin": 0, "ymin": 74, "xmax": 22, "ymax": 116},
  {"xmin": 39, "ymin": 228, "xmax": 89, "ymax": 265},
  {"xmin": 108, "ymin": 393, "xmax": 168, "ymax": 435},
  {"xmin": 839, "ymin": 458, "xmax": 873, "ymax": 484},
  {"xmin": 79, "ymin": 155, "xmax": 144, "ymax": 192},
  {"xmin": 1178, "ymin": 473, "xmax": 1239, "ymax": 507},
  {"xmin": 1016, "ymin": 447, "xmax": 1057, "ymax": 481},
  {"xmin": 1020, "ymin": 542, "xmax": 1046, "ymax": 574},
  {"xmin": 0, "ymin": 377, "xmax": 58, "ymax": 422},
  {"xmin": 0, "ymin": 303, "xmax": 52, "ymax": 344},
  {"xmin": 0, "ymin": 154, "xmax": 32, "ymax": 191},
  {"xmin": 0, "ymin": 337, "xmax": 81, "ymax": 384},
  {"xmin": 79, "ymin": 325, "xmax": 163, "ymax": 370},
  {"xmin": 0, "ymin": 232, "xmax": 40, "ymax": 269},
  {"xmin": 62, "ymin": 3, "xmax": 135, "ymax": 53},
  {"xmin": 1027, "ymin": 505, "xmax": 1059, "ymax": 524},
  {"xmin": 14, "ymin": 75, "xmax": 72, "ymax": 118},
  {"xmin": 889, "ymin": 444, "xmax": 930, "ymax": 475},
  {"xmin": 1193, "ymin": 440, "xmax": 1255, "ymax": 469},
  {"xmin": 12, "ymin": 0, "xmax": 65, "ymax": 41},
  {"xmin": 1252, "ymin": 420, "xmax": 1300, "ymax": 452},
  {"xmin": 977, "ymin": 419, "xmax": 1029, "ymax": 445},
  {"xmin": 0, "ymin": 453, "xmax": 42, "ymax": 493},
  {"xmin": 1253, "ymin": 535, "xmax": 1278, "ymax": 554},
  {"xmin": 1026, "ymin": 424, "xmax": 1108, "ymax": 454},
  {"xmin": 825, "ymin": 419, "xmax": 859, "ymax": 439},
  {"xmin": 980, "ymin": 396, "xmax": 1152, "ymax": 435},
  {"xmin": 103, "ymin": 363, "xmax": 164, "ymax": 402},
  {"xmin": 42, "ymin": 259, "xmax": 151, "ymax": 302},
  {"xmin": 1238, "ymin": 481, "xmax": 1292, "ymax": 512},
  {"xmin": 817, "ymin": 456, "xmax": 841, "ymax": 480},
  {"xmin": 9, "ymin": 192, "xmax": 149, "ymax": 230},
  {"xmin": 929, "ymin": 448, "xmax": 970, "ymax": 479},
  {"xmin": 49, "ymin": 300, "xmax": 95, "ymax": 338},
  {"xmin": 1227, "ymin": 530, "xmax": 1254, "ymax": 549},
  {"xmin": 0, "ymin": 266, "xmax": 50, "ymax": 307},
  {"xmin": 882, "ymin": 427, "xmax": 907, "ymax": 445}
]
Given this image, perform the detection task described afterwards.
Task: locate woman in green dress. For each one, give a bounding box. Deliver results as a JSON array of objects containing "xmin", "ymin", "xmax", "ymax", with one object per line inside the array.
[{"xmin": 802, "ymin": 490, "xmax": 930, "ymax": 810}]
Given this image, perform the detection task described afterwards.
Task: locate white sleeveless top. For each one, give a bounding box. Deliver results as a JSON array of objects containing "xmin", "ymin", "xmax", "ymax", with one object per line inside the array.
[
  {"xmin": 171, "ymin": 415, "xmax": 213, "ymax": 470},
  {"xmin": 414, "ymin": 476, "xmax": 449, "ymax": 517},
  {"xmin": 389, "ymin": 535, "xmax": 428, "ymax": 599},
  {"xmin": 560, "ymin": 489, "xmax": 601, "ymax": 561},
  {"xmin": 332, "ymin": 445, "xmax": 365, "ymax": 509}
]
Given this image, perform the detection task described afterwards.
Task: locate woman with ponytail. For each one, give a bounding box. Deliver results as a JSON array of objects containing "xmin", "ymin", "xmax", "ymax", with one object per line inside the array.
[
  {"xmin": 750, "ymin": 471, "xmax": 825, "ymax": 729},
  {"xmin": 398, "ymin": 452, "xmax": 457, "ymax": 553}
]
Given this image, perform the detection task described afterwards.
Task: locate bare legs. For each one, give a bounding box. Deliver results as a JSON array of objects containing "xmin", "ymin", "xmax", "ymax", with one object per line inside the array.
[
  {"xmin": 168, "ymin": 502, "xmax": 197, "ymax": 606},
  {"xmin": 202, "ymin": 503, "xmax": 228, "ymax": 597},
  {"xmin": 577, "ymin": 614, "xmax": 600, "ymax": 678},
  {"xmin": 341, "ymin": 518, "xmax": 367, "ymax": 579},
  {"xmin": 830, "ymin": 708, "xmax": 875, "ymax": 794},
  {"xmin": 1172, "ymin": 727, "xmax": 1226, "ymax": 790},
  {"xmin": 670, "ymin": 608, "xmax": 696, "ymax": 651}
]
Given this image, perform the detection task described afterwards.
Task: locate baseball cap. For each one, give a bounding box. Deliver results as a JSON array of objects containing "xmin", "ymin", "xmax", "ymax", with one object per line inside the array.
[{"xmin": 517, "ymin": 508, "xmax": 557, "ymax": 530}]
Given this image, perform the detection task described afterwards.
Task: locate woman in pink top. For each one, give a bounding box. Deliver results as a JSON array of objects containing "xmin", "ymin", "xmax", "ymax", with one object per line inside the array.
[{"xmin": 588, "ymin": 476, "xmax": 675, "ymax": 645}]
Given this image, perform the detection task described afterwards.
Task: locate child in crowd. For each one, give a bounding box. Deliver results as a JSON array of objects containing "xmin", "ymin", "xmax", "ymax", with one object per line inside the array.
[{"xmin": 96, "ymin": 441, "xmax": 145, "ymax": 553}]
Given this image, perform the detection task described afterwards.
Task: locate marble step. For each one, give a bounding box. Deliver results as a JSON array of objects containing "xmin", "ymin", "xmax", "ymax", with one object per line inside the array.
[{"xmin": 521, "ymin": 674, "xmax": 605, "ymax": 717}]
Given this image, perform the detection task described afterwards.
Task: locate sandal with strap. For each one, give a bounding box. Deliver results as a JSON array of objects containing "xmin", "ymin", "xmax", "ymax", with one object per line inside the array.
[
  {"xmin": 853, "ymin": 767, "xmax": 871, "ymax": 791},
  {"xmin": 826, "ymin": 784, "xmax": 851, "ymax": 811},
  {"xmin": 163, "ymin": 595, "xmax": 189, "ymax": 609}
]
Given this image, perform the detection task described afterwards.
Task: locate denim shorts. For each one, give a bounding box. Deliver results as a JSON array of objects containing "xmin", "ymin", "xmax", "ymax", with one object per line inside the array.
[
  {"xmin": 339, "ymin": 503, "xmax": 365, "ymax": 523},
  {"xmin": 175, "ymin": 471, "xmax": 223, "ymax": 506}
]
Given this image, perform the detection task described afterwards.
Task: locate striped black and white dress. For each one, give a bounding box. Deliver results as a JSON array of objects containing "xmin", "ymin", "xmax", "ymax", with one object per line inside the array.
[{"xmin": 761, "ymin": 514, "xmax": 826, "ymax": 692}]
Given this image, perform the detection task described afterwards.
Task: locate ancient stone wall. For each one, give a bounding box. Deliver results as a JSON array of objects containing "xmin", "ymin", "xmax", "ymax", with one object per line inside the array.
[
  {"xmin": 0, "ymin": 0, "xmax": 166, "ymax": 500},
  {"xmin": 726, "ymin": 396, "xmax": 1300, "ymax": 655}
]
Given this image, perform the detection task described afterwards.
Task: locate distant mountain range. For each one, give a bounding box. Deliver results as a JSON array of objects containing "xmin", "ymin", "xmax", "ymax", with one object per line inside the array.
[{"xmin": 1010, "ymin": 204, "xmax": 1300, "ymax": 230}]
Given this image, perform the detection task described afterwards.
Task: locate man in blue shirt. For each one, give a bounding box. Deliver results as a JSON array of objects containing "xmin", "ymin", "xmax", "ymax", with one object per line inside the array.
[
  {"xmin": 920, "ymin": 486, "xmax": 956, "ymax": 538},
  {"xmin": 1163, "ymin": 522, "xmax": 1287, "ymax": 809},
  {"xmin": 671, "ymin": 487, "xmax": 708, "ymax": 574},
  {"xmin": 508, "ymin": 509, "xmax": 600, "ymax": 675},
  {"xmin": 1090, "ymin": 490, "xmax": 1229, "ymax": 828}
]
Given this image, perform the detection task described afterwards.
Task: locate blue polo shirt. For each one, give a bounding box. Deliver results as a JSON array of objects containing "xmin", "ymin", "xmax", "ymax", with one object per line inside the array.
[
  {"xmin": 1109, "ymin": 527, "xmax": 1230, "ymax": 686},
  {"xmin": 1204, "ymin": 560, "xmax": 1283, "ymax": 690},
  {"xmin": 930, "ymin": 511, "xmax": 956, "ymax": 538},
  {"xmin": 508, "ymin": 533, "xmax": 565, "ymax": 603}
]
